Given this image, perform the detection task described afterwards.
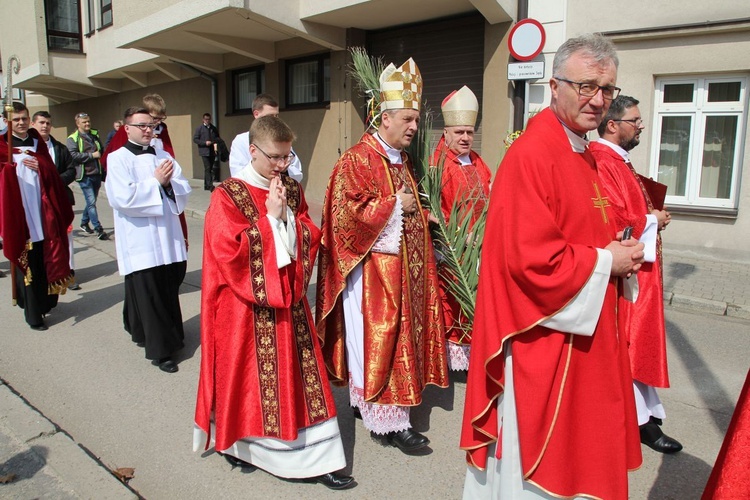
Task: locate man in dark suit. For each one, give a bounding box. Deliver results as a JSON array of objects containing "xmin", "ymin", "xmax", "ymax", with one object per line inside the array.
[
  {"xmin": 32, "ymin": 111, "xmax": 81, "ymax": 290},
  {"xmin": 193, "ymin": 113, "xmax": 220, "ymax": 191}
]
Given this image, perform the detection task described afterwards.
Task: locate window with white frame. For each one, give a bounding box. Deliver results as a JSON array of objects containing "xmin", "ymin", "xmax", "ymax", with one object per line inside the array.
[
  {"xmin": 286, "ymin": 54, "xmax": 330, "ymax": 107},
  {"xmin": 651, "ymin": 76, "xmax": 747, "ymax": 212}
]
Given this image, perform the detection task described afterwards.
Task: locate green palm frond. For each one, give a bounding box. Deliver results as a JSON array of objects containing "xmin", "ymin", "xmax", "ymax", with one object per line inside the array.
[
  {"xmin": 418, "ymin": 139, "xmax": 487, "ymax": 342},
  {"xmin": 348, "ymin": 47, "xmax": 386, "ymax": 130}
]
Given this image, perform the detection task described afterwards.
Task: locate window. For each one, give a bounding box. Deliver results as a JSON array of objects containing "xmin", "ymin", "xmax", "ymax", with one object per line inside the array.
[
  {"xmin": 651, "ymin": 76, "xmax": 747, "ymax": 212},
  {"xmin": 286, "ymin": 54, "xmax": 330, "ymax": 107},
  {"xmin": 44, "ymin": 0, "xmax": 82, "ymax": 52},
  {"xmin": 100, "ymin": 0, "xmax": 112, "ymax": 28},
  {"xmin": 85, "ymin": 0, "xmax": 95, "ymax": 35},
  {"xmin": 230, "ymin": 66, "xmax": 265, "ymax": 113}
]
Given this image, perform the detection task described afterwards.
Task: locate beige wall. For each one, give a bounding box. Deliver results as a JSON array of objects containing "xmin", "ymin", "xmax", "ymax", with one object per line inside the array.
[{"xmin": 0, "ymin": 0, "xmax": 48, "ymax": 86}]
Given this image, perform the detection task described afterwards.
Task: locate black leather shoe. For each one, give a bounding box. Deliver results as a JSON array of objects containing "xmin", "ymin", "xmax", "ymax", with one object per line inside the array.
[
  {"xmin": 156, "ymin": 358, "xmax": 178, "ymax": 373},
  {"xmin": 309, "ymin": 472, "xmax": 355, "ymax": 490},
  {"xmin": 219, "ymin": 452, "xmax": 255, "ymax": 470},
  {"xmin": 386, "ymin": 429, "xmax": 429, "ymax": 453},
  {"xmin": 30, "ymin": 323, "xmax": 48, "ymax": 331},
  {"xmin": 136, "ymin": 341, "xmax": 145, "ymax": 348},
  {"xmin": 640, "ymin": 419, "xmax": 683, "ymax": 454},
  {"xmin": 68, "ymin": 282, "xmax": 81, "ymax": 290}
]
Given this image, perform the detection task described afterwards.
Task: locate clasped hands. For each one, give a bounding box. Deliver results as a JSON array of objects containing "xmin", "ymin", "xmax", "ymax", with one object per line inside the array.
[
  {"xmin": 396, "ymin": 185, "xmax": 418, "ymax": 216},
  {"xmin": 607, "ymin": 232, "xmax": 645, "ymax": 278},
  {"xmin": 154, "ymin": 159, "xmax": 174, "ymax": 187},
  {"xmin": 266, "ymin": 176, "xmax": 288, "ymax": 222}
]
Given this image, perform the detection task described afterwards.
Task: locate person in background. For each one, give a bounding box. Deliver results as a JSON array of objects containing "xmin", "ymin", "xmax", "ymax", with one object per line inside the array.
[{"xmin": 193, "ymin": 113, "xmax": 220, "ymax": 191}]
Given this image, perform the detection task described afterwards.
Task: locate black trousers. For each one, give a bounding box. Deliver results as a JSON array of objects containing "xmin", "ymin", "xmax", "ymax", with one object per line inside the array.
[
  {"xmin": 123, "ymin": 261, "xmax": 186, "ymax": 360},
  {"xmin": 202, "ymin": 154, "xmax": 216, "ymax": 189},
  {"xmin": 15, "ymin": 241, "xmax": 59, "ymax": 327}
]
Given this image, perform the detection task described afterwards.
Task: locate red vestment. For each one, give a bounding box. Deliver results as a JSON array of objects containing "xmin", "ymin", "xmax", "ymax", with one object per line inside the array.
[
  {"xmin": 591, "ymin": 141, "xmax": 670, "ymax": 388},
  {"xmin": 316, "ymin": 133, "xmax": 448, "ymax": 405},
  {"xmin": 194, "ymin": 176, "xmax": 337, "ymax": 450},
  {"xmin": 460, "ymin": 108, "xmax": 641, "ymax": 499},
  {"xmin": 102, "ymin": 123, "xmax": 188, "ymax": 247},
  {"xmin": 431, "ymin": 137, "xmax": 492, "ymax": 346},
  {"xmin": 703, "ymin": 368, "xmax": 750, "ymax": 499},
  {"xmin": 1, "ymin": 128, "xmax": 73, "ymax": 290}
]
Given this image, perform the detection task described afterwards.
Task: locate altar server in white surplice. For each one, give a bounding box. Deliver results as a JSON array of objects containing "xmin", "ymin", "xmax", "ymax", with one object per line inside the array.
[{"xmin": 105, "ymin": 106, "xmax": 191, "ymax": 374}]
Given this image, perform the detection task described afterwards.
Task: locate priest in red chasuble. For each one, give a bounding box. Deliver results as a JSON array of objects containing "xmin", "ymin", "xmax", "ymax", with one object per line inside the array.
[
  {"xmin": 460, "ymin": 34, "xmax": 644, "ymax": 499},
  {"xmin": 431, "ymin": 85, "xmax": 492, "ymax": 371},
  {"xmin": 316, "ymin": 57, "xmax": 449, "ymax": 453},
  {"xmin": 194, "ymin": 116, "xmax": 354, "ymax": 490},
  {"xmin": 592, "ymin": 95, "xmax": 682, "ymax": 455}
]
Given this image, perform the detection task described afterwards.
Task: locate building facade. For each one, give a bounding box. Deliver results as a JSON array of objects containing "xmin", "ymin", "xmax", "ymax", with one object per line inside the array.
[{"xmin": 1, "ymin": 0, "xmax": 748, "ymax": 260}]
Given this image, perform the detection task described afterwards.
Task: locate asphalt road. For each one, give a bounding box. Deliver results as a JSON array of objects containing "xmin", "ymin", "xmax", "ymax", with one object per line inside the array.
[{"xmin": 0, "ymin": 205, "xmax": 748, "ymax": 499}]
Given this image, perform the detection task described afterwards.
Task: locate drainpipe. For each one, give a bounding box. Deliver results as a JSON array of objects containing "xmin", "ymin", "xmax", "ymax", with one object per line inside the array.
[
  {"xmin": 172, "ymin": 61, "xmax": 219, "ymax": 130},
  {"xmin": 512, "ymin": 0, "xmax": 529, "ymax": 132}
]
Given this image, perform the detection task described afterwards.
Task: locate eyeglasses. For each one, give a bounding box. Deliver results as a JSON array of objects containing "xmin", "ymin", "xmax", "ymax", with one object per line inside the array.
[
  {"xmin": 553, "ymin": 77, "xmax": 621, "ymax": 100},
  {"xmin": 253, "ymin": 144, "xmax": 296, "ymax": 165},
  {"xmin": 612, "ymin": 118, "xmax": 644, "ymax": 127},
  {"xmin": 150, "ymin": 115, "xmax": 166, "ymax": 123},
  {"xmin": 127, "ymin": 123, "xmax": 157, "ymax": 131}
]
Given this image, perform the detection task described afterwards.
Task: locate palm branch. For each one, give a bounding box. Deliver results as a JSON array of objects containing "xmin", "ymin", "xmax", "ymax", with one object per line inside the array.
[
  {"xmin": 347, "ymin": 47, "xmax": 386, "ymax": 130},
  {"xmin": 418, "ymin": 133, "xmax": 487, "ymax": 342}
]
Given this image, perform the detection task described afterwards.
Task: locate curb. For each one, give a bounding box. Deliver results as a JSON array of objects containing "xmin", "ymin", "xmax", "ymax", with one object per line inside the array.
[{"xmin": 0, "ymin": 380, "xmax": 136, "ymax": 499}]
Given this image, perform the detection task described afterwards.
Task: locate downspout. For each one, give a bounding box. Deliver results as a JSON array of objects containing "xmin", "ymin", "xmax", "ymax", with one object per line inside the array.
[
  {"xmin": 172, "ymin": 61, "xmax": 219, "ymax": 130},
  {"xmin": 512, "ymin": 0, "xmax": 528, "ymax": 132}
]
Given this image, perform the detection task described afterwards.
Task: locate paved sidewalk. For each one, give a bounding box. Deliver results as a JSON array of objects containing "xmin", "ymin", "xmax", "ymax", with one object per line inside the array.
[{"xmin": 0, "ymin": 178, "xmax": 746, "ymax": 498}]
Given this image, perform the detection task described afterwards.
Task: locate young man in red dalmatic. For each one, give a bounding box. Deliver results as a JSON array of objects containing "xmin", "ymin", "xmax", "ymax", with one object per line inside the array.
[
  {"xmin": 194, "ymin": 116, "xmax": 354, "ymax": 490},
  {"xmin": 431, "ymin": 85, "xmax": 492, "ymax": 371},
  {"xmin": 460, "ymin": 34, "xmax": 644, "ymax": 499},
  {"xmin": 592, "ymin": 95, "xmax": 682, "ymax": 455}
]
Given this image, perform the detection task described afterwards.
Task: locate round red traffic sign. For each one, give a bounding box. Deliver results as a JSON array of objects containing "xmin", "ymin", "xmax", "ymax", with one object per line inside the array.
[{"xmin": 508, "ymin": 19, "xmax": 546, "ymax": 62}]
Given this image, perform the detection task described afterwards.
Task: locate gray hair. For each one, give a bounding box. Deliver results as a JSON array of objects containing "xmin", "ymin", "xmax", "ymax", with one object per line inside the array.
[
  {"xmin": 597, "ymin": 95, "xmax": 639, "ymax": 135},
  {"xmin": 552, "ymin": 33, "xmax": 619, "ymax": 77}
]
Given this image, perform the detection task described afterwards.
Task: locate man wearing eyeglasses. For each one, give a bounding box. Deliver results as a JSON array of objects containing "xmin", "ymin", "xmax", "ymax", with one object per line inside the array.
[
  {"xmin": 195, "ymin": 116, "xmax": 354, "ymax": 490},
  {"xmin": 462, "ymin": 34, "xmax": 644, "ymax": 499},
  {"xmin": 591, "ymin": 95, "xmax": 681, "ymax": 456},
  {"xmin": 67, "ymin": 112, "xmax": 108, "ymax": 240},
  {"xmin": 105, "ymin": 107, "xmax": 191, "ymax": 374}
]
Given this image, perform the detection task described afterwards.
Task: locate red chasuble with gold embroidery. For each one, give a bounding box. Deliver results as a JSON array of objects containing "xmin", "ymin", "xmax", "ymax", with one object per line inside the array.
[
  {"xmin": 460, "ymin": 108, "xmax": 641, "ymax": 499},
  {"xmin": 195, "ymin": 177, "xmax": 336, "ymax": 450},
  {"xmin": 591, "ymin": 142, "xmax": 670, "ymax": 389},
  {"xmin": 316, "ymin": 133, "xmax": 448, "ymax": 406},
  {"xmin": 431, "ymin": 137, "xmax": 492, "ymax": 346}
]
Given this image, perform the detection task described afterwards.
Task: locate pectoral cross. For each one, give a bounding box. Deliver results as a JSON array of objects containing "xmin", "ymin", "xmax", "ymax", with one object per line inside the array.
[{"xmin": 591, "ymin": 181, "xmax": 610, "ymax": 224}]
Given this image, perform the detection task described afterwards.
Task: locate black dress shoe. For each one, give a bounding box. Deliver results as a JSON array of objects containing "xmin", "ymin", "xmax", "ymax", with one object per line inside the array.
[
  {"xmin": 219, "ymin": 452, "xmax": 255, "ymax": 470},
  {"xmin": 386, "ymin": 429, "xmax": 430, "ymax": 453},
  {"xmin": 156, "ymin": 358, "xmax": 178, "ymax": 373},
  {"xmin": 136, "ymin": 341, "xmax": 145, "ymax": 348},
  {"xmin": 640, "ymin": 419, "xmax": 683, "ymax": 454},
  {"xmin": 309, "ymin": 472, "xmax": 355, "ymax": 490},
  {"xmin": 68, "ymin": 282, "xmax": 81, "ymax": 290},
  {"xmin": 29, "ymin": 323, "xmax": 48, "ymax": 331}
]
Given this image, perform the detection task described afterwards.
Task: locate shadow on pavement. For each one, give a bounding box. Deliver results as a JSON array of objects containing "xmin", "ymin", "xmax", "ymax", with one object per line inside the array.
[
  {"xmin": 0, "ymin": 445, "xmax": 48, "ymax": 482},
  {"xmin": 666, "ymin": 319, "xmax": 737, "ymax": 433},
  {"xmin": 648, "ymin": 450, "xmax": 712, "ymax": 499}
]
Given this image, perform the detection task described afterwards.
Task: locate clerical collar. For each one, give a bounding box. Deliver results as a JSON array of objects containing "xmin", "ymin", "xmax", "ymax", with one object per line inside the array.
[
  {"xmin": 373, "ymin": 133, "xmax": 403, "ymax": 164},
  {"xmin": 557, "ymin": 119, "xmax": 589, "ymax": 153},
  {"xmin": 236, "ymin": 158, "xmax": 271, "ymax": 190},
  {"xmin": 457, "ymin": 152, "xmax": 472, "ymax": 166},
  {"xmin": 124, "ymin": 140, "xmax": 155, "ymax": 155},
  {"xmin": 596, "ymin": 137, "xmax": 630, "ymax": 162},
  {"xmin": 12, "ymin": 134, "xmax": 34, "ymax": 147}
]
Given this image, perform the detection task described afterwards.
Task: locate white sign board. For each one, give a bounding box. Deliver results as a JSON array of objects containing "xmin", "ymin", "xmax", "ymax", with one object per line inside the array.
[{"xmin": 508, "ymin": 61, "xmax": 544, "ymax": 80}]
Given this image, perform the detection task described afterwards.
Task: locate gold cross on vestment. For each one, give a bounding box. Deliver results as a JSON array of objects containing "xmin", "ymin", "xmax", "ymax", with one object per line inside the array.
[{"xmin": 591, "ymin": 181, "xmax": 610, "ymax": 224}]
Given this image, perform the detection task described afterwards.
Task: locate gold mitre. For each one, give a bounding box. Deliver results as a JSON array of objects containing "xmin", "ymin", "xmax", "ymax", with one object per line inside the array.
[
  {"xmin": 379, "ymin": 57, "xmax": 423, "ymax": 112},
  {"xmin": 442, "ymin": 86, "xmax": 478, "ymax": 127}
]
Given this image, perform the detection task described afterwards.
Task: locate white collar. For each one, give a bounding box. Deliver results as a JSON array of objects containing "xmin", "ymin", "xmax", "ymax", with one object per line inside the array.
[
  {"xmin": 236, "ymin": 158, "xmax": 271, "ymax": 190},
  {"xmin": 374, "ymin": 132, "xmax": 403, "ymax": 164},
  {"xmin": 595, "ymin": 137, "xmax": 630, "ymax": 162},
  {"xmin": 557, "ymin": 119, "xmax": 589, "ymax": 153}
]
